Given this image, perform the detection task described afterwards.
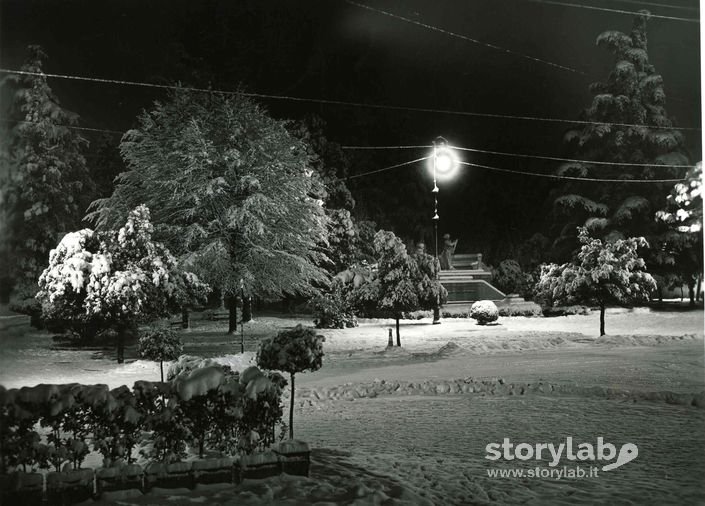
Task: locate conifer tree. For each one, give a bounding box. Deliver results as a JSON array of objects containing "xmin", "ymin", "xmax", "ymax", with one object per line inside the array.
[
  {"xmin": 2, "ymin": 46, "xmax": 94, "ymax": 315},
  {"xmin": 654, "ymin": 162, "xmax": 703, "ymax": 303},
  {"xmin": 356, "ymin": 230, "xmax": 420, "ymax": 346},
  {"xmin": 88, "ymin": 89, "xmax": 329, "ymax": 332},
  {"xmin": 550, "ymin": 12, "xmax": 691, "ymax": 265}
]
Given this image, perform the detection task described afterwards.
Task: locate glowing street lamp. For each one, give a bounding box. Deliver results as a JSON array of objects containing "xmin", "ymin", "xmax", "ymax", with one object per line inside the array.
[{"xmin": 430, "ymin": 136, "xmax": 458, "ymax": 257}]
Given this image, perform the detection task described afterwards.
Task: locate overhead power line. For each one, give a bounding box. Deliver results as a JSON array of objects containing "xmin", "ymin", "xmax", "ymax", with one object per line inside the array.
[
  {"xmin": 0, "ymin": 118, "xmax": 124, "ymax": 135},
  {"xmin": 450, "ymin": 145, "xmax": 694, "ymax": 169},
  {"xmin": 526, "ymin": 0, "xmax": 699, "ymax": 22},
  {"xmin": 1, "ymin": 69, "xmax": 700, "ymax": 132},
  {"xmin": 457, "ymin": 160, "xmax": 685, "ymax": 182},
  {"xmin": 606, "ymin": 0, "xmax": 698, "ymax": 12},
  {"xmin": 341, "ymin": 144, "xmax": 695, "ymax": 169},
  {"xmin": 343, "ymin": 156, "xmax": 685, "ymax": 182},
  {"xmin": 344, "ymin": 156, "xmax": 430, "ymax": 180},
  {"xmin": 341, "ymin": 145, "xmax": 432, "ymax": 150},
  {"xmin": 344, "ymin": 0, "xmax": 586, "ymax": 75}
]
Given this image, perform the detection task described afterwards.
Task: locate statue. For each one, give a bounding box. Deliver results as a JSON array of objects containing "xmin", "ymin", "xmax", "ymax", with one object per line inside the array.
[{"xmin": 439, "ymin": 234, "xmax": 458, "ymax": 270}]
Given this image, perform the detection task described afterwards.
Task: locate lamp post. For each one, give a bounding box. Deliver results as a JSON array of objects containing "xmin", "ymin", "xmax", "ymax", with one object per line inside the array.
[{"xmin": 430, "ymin": 136, "xmax": 456, "ymax": 324}]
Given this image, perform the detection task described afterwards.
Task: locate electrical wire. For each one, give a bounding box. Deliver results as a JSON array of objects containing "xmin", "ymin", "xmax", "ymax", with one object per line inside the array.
[
  {"xmin": 526, "ymin": 0, "xmax": 699, "ymax": 22},
  {"xmin": 341, "ymin": 144, "xmax": 695, "ymax": 169},
  {"xmin": 344, "ymin": 156, "xmax": 430, "ymax": 180},
  {"xmin": 606, "ymin": 0, "xmax": 698, "ymax": 12},
  {"xmin": 341, "ymin": 145, "xmax": 431, "ymax": 150},
  {"xmin": 344, "ymin": 0, "xmax": 586, "ymax": 75},
  {"xmin": 1, "ymin": 69, "xmax": 700, "ymax": 131},
  {"xmin": 457, "ymin": 160, "xmax": 685, "ymax": 182},
  {"xmin": 0, "ymin": 118, "xmax": 124, "ymax": 135},
  {"xmin": 449, "ymin": 145, "xmax": 694, "ymax": 169},
  {"xmin": 5, "ymin": 113, "xmax": 693, "ymax": 172}
]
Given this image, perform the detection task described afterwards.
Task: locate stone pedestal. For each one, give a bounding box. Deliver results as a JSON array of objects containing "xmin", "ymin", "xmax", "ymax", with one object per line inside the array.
[
  {"xmin": 1, "ymin": 472, "xmax": 44, "ymax": 506},
  {"xmin": 192, "ymin": 457, "xmax": 238, "ymax": 485},
  {"xmin": 239, "ymin": 452, "xmax": 280, "ymax": 480},
  {"xmin": 96, "ymin": 464, "xmax": 143, "ymax": 497},
  {"xmin": 144, "ymin": 462, "xmax": 193, "ymax": 491},
  {"xmin": 46, "ymin": 468, "xmax": 94, "ymax": 506},
  {"xmin": 274, "ymin": 440, "xmax": 311, "ymax": 477}
]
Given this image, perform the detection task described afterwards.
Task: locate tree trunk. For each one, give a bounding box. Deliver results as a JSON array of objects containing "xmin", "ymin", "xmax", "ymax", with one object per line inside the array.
[
  {"xmin": 228, "ymin": 298, "xmax": 237, "ymax": 334},
  {"xmin": 181, "ymin": 308, "xmax": 190, "ymax": 329},
  {"xmin": 240, "ymin": 324, "xmax": 245, "ymax": 354},
  {"xmin": 433, "ymin": 305, "xmax": 441, "ymax": 324},
  {"xmin": 117, "ymin": 327, "xmax": 125, "ymax": 364},
  {"xmin": 697, "ymin": 275, "xmax": 702, "ymax": 302},
  {"xmin": 116, "ymin": 321, "xmax": 137, "ymax": 364},
  {"xmin": 159, "ymin": 360, "xmax": 164, "ymax": 382},
  {"xmin": 243, "ymin": 296, "xmax": 252, "ymax": 322},
  {"xmin": 599, "ymin": 304, "xmax": 606, "ymax": 337},
  {"xmin": 289, "ymin": 373, "xmax": 295, "ymax": 439},
  {"xmin": 396, "ymin": 317, "xmax": 401, "ymax": 347},
  {"xmin": 688, "ymin": 280, "xmax": 696, "ymax": 306}
]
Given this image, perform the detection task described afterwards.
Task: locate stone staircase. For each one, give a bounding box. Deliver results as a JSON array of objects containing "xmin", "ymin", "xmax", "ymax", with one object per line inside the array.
[{"xmin": 440, "ymin": 253, "xmax": 506, "ymax": 303}]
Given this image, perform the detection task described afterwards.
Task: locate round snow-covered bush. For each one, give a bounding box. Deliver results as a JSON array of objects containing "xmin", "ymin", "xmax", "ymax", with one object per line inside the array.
[
  {"xmin": 139, "ymin": 327, "xmax": 183, "ymax": 361},
  {"xmin": 470, "ymin": 300, "xmax": 499, "ymax": 325},
  {"xmin": 139, "ymin": 327, "xmax": 183, "ymax": 381}
]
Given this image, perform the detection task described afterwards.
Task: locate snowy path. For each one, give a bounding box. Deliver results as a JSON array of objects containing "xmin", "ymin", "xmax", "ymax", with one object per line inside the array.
[
  {"xmin": 297, "ymin": 395, "xmax": 705, "ymax": 505},
  {"xmin": 301, "ymin": 339, "xmax": 705, "ymax": 394}
]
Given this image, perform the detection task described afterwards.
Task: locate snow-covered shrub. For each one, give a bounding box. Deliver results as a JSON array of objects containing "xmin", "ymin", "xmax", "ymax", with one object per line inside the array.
[
  {"xmin": 171, "ymin": 364, "xmax": 285, "ymax": 456},
  {"xmin": 312, "ymin": 280, "xmax": 357, "ymax": 329},
  {"xmin": 133, "ymin": 380, "xmax": 188, "ymax": 463},
  {"xmin": 0, "ymin": 386, "xmax": 44, "ymax": 472},
  {"xmin": 87, "ymin": 385, "xmax": 142, "ymax": 467},
  {"xmin": 542, "ymin": 305, "xmax": 591, "ymax": 317},
  {"xmin": 0, "ymin": 370, "xmax": 285, "ymax": 468},
  {"xmin": 257, "ymin": 325, "xmax": 325, "ymax": 439},
  {"xmin": 8, "ymin": 283, "xmax": 43, "ymax": 329},
  {"xmin": 492, "ymin": 260, "xmax": 532, "ymax": 296},
  {"xmin": 235, "ymin": 367, "xmax": 287, "ymax": 454},
  {"xmin": 138, "ymin": 327, "xmax": 184, "ymax": 382},
  {"xmin": 497, "ymin": 303, "xmax": 542, "ymax": 317},
  {"xmin": 401, "ymin": 310, "xmax": 433, "ymax": 320},
  {"xmin": 36, "ymin": 206, "xmax": 209, "ymax": 363},
  {"xmin": 470, "ymin": 300, "xmax": 499, "ymax": 325},
  {"xmin": 39, "ymin": 384, "xmax": 92, "ymax": 471}
]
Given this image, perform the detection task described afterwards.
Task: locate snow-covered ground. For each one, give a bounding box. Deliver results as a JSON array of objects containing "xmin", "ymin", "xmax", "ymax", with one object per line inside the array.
[{"xmin": 1, "ymin": 308, "xmax": 704, "ymax": 504}]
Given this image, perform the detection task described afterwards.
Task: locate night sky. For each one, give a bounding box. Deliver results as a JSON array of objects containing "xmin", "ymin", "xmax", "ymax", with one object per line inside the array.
[{"xmin": 0, "ymin": 0, "xmax": 701, "ymax": 262}]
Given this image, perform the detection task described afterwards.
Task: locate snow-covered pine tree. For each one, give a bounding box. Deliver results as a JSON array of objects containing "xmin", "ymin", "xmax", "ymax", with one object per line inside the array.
[
  {"xmin": 2, "ymin": 46, "xmax": 94, "ymax": 316},
  {"xmin": 371, "ymin": 230, "xmax": 420, "ymax": 346},
  {"xmin": 550, "ymin": 12, "xmax": 691, "ymax": 265},
  {"xmin": 654, "ymin": 162, "xmax": 703, "ymax": 303},
  {"xmin": 87, "ymin": 89, "xmax": 329, "ymax": 333}
]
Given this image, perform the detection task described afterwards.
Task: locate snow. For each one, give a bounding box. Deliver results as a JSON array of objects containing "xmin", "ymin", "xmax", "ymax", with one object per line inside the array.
[{"xmin": 1, "ymin": 309, "xmax": 704, "ymax": 504}]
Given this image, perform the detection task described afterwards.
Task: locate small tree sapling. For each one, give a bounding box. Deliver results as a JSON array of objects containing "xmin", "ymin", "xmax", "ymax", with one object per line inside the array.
[
  {"xmin": 535, "ymin": 227, "xmax": 656, "ymax": 336},
  {"xmin": 256, "ymin": 325, "xmax": 324, "ymax": 439},
  {"xmin": 138, "ymin": 327, "xmax": 184, "ymax": 382}
]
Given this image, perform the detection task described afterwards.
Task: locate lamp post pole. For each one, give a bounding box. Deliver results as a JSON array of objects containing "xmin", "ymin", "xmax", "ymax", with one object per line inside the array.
[{"xmin": 432, "ymin": 137, "xmax": 443, "ymax": 324}]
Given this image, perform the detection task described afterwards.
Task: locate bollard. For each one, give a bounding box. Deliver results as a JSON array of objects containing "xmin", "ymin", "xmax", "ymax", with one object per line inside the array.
[{"xmin": 387, "ymin": 328, "xmax": 394, "ymax": 347}]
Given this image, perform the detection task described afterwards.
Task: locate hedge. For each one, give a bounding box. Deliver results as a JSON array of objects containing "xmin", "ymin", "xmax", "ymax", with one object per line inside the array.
[{"xmin": 0, "ymin": 364, "xmax": 285, "ymax": 474}]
